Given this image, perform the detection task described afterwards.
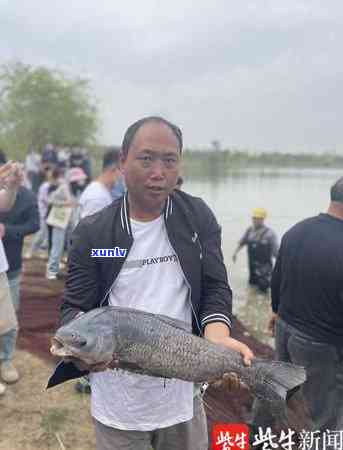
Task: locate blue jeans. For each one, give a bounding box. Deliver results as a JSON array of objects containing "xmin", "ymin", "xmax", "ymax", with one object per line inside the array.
[
  {"xmin": 47, "ymin": 226, "xmax": 66, "ymax": 274},
  {"xmin": 0, "ymin": 329, "xmax": 17, "ymax": 362},
  {"xmin": 275, "ymin": 318, "xmax": 343, "ymax": 432},
  {"xmin": 31, "ymin": 221, "xmax": 48, "ymax": 252},
  {"xmin": 8, "ymin": 270, "xmax": 22, "ymax": 312}
]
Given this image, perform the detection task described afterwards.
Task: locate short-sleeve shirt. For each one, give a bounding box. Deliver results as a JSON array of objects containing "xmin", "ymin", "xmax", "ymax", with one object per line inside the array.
[
  {"xmin": 0, "ymin": 239, "xmax": 8, "ymax": 273},
  {"xmin": 79, "ymin": 181, "xmax": 112, "ymax": 219}
]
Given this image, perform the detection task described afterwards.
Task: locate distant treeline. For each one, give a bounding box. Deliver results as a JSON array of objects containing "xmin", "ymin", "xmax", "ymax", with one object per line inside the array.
[{"xmin": 182, "ymin": 150, "xmax": 343, "ymax": 179}]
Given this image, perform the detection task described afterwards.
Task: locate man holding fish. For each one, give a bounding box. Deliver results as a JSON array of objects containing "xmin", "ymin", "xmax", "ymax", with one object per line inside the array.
[{"xmin": 58, "ymin": 117, "xmax": 255, "ymax": 450}]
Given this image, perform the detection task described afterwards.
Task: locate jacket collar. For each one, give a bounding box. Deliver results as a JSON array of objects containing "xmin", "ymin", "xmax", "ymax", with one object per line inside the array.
[
  {"xmin": 120, "ymin": 193, "xmax": 132, "ymax": 237},
  {"xmin": 120, "ymin": 192, "xmax": 174, "ymax": 237},
  {"xmin": 164, "ymin": 195, "xmax": 173, "ymax": 221}
]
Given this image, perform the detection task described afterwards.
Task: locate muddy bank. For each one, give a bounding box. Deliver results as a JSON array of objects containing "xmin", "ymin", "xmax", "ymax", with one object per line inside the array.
[{"xmin": 0, "ymin": 350, "xmax": 96, "ymax": 450}]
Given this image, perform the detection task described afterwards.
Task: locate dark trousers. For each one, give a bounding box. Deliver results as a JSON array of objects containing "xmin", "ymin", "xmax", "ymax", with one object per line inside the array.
[
  {"xmin": 252, "ymin": 318, "xmax": 343, "ymax": 449},
  {"xmin": 93, "ymin": 395, "xmax": 208, "ymax": 450},
  {"xmin": 275, "ymin": 318, "xmax": 343, "ymax": 432}
]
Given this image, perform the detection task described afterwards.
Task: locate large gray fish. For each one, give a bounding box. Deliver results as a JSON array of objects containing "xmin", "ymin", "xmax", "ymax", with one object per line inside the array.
[{"xmin": 49, "ymin": 306, "xmax": 306, "ymax": 424}]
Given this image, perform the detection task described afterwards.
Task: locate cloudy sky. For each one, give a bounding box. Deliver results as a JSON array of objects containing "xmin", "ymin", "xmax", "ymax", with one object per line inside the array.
[{"xmin": 1, "ymin": 0, "xmax": 343, "ymax": 152}]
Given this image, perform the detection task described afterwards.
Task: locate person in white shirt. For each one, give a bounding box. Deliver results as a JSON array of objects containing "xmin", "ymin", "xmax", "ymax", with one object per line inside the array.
[
  {"xmin": 46, "ymin": 167, "xmax": 87, "ymax": 279},
  {"xmin": 28, "ymin": 166, "xmax": 54, "ymax": 257},
  {"xmin": 61, "ymin": 117, "xmax": 253, "ymax": 450},
  {"xmin": 24, "ymin": 148, "xmax": 40, "ymax": 193},
  {"xmin": 79, "ymin": 148, "xmax": 121, "ymax": 219},
  {"xmin": 0, "ymin": 159, "xmax": 23, "ymax": 395}
]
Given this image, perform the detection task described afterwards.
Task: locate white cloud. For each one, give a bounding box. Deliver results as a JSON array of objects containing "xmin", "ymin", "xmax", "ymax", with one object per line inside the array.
[{"xmin": 1, "ymin": 0, "xmax": 343, "ymax": 150}]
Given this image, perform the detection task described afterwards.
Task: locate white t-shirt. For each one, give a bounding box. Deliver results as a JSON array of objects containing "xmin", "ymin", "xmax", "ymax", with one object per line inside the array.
[
  {"xmin": 25, "ymin": 152, "xmax": 40, "ymax": 173},
  {"xmin": 79, "ymin": 181, "xmax": 112, "ymax": 219},
  {"xmin": 37, "ymin": 181, "xmax": 50, "ymax": 220},
  {"xmin": 0, "ymin": 239, "xmax": 8, "ymax": 273},
  {"xmin": 90, "ymin": 215, "xmax": 193, "ymax": 431}
]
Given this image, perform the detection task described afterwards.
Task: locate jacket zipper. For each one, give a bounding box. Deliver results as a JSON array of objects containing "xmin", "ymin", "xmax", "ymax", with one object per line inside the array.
[{"xmin": 192, "ymin": 231, "xmax": 203, "ymax": 260}]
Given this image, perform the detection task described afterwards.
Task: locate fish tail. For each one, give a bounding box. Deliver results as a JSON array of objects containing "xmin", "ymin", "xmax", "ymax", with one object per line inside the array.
[
  {"xmin": 250, "ymin": 361, "xmax": 312, "ymax": 431},
  {"xmin": 254, "ymin": 360, "xmax": 306, "ymax": 400}
]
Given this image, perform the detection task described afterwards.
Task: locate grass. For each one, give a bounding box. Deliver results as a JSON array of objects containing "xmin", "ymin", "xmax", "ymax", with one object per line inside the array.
[
  {"xmin": 40, "ymin": 408, "xmax": 69, "ymax": 448},
  {"xmin": 0, "ymin": 350, "xmax": 95, "ymax": 450}
]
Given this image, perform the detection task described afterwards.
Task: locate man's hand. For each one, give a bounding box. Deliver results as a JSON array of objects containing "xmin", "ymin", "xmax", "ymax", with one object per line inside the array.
[
  {"xmin": 209, "ymin": 335, "xmax": 254, "ymax": 366},
  {"xmin": 204, "ymin": 322, "xmax": 253, "ymax": 392},
  {"xmin": 0, "ymin": 223, "xmax": 5, "ymax": 239},
  {"xmin": 268, "ymin": 312, "xmax": 278, "ymax": 337},
  {"xmin": 208, "ymin": 372, "xmax": 248, "ymax": 391},
  {"xmin": 232, "ymin": 245, "xmax": 242, "ymax": 263},
  {"xmin": 0, "ymin": 162, "xmax": 23, "ymax": 212},
  {"xmin": 204, "ymin": 322, "xmax": 254, "ymax": 366},
  {"xmin": 0, "ymin": 161, "xmax": 15, "ymax": 183},
  {"xmin": 2, "ymin": 162, "xmax": 23, "ymax": 190}
]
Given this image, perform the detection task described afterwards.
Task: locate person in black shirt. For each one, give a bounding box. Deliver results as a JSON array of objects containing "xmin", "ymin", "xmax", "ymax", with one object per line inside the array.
[
  {"xmin": 69, "ymin": 146, "xmax": 92, "ymax": 183},
  {"xmin": 269, "ymin": 177, "xmax": 343, "ymax": 438}
]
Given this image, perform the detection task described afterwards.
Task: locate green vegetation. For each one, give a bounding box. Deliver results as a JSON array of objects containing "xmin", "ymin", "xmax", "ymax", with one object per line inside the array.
[
  {"xmin": 182, "ymin": 149, "xmax": 343, "ymax": 180},
  {"xmin": 0, "ymin": 60, "xmax": 341, "ymax": 175},
  {"xmin": 0, "ymin": 62, "xmax": 99, "ymax": 159}
]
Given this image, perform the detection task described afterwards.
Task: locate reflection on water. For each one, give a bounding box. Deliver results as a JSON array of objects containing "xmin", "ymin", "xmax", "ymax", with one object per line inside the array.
[
  {"xmin": 184, "ymin": 168, "xmax": 342, "ymax": 345},
  {"xmin": 235, "ymin": 287, "xmax": 275, "ymax": 347}
]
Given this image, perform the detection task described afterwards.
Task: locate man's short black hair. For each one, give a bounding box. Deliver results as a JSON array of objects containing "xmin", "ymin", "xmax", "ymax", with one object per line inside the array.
[
  {"xmin": 121, "ymin": 116, "xmax": 183, "ymax": 158},
  {"xmin": 0, "ymin": 149, "xmax": 7, "ymax": 165},
  {"xmin": 103, "ymin": 147, "xmax": 120, "ymax": 171},
  {"xmin": 330, "ymin": 177, "xmax": 343, "ymax": 203}
]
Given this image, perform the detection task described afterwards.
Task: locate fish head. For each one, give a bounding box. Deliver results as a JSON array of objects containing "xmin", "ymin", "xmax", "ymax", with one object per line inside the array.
[{"xmin": 50, "ymin": 308, "xmax": 116, "ymax": 365}]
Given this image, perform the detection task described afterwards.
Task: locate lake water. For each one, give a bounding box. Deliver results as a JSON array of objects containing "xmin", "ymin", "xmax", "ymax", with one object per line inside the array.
[{"xmin": 185, "ymin": 168, "xmax": 342, "ymax": 346}]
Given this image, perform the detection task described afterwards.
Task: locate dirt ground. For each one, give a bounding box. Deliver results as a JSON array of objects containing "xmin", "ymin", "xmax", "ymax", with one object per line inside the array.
[
  {"xmin": 0, "ymin": 350, "xmax": 95, "ymax": 450},
  {"xmin": 1, "ymin": 255, "xmax": 276, "ymax": 450}
]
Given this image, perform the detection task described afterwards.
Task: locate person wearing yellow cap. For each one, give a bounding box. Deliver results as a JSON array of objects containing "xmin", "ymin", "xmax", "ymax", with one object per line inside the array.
[
  {"xmin": 232, "ymin": 208, "xmax": 278, "ymax": 293},
  {"xmin": 251, "ymin": 208, "xmax": 267, "ymax": 220}
]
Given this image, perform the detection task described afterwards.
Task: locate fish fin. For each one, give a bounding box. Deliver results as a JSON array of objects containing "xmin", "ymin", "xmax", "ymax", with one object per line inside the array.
[
  {"xmin": 254, "ymin": 360, "xmax": 306, "ymax": 400},
  {"xmin": 155, "ymin": 314, "xmax": 192, "ymax": 333},
  {"xmin": 46, "ymin": 360, "xmax": 88, "ymax": 389},
  {"xmin": 117, "ymin": 361, "xmax": 152, "ymax": 376}
]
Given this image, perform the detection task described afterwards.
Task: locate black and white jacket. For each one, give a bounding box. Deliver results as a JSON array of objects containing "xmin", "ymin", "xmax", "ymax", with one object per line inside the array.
[{"xmin": 61, "ymin": 190, "xmax": 233, "ymax": 334}]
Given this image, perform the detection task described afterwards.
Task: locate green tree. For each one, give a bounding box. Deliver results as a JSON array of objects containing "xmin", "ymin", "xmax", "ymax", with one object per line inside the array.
[{"xmin": 0, "ymin": 62, "xmax": 99, "ymax": 159}]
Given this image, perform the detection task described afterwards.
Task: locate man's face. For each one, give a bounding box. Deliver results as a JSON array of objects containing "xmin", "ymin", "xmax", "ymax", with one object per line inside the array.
[
  {"xmin": 120, "ymin": 122, "xmax": 181, "ymax": 216},
  {"xmin": 252, "ymin": 217, "xmax": 264, "ymax": 228}
]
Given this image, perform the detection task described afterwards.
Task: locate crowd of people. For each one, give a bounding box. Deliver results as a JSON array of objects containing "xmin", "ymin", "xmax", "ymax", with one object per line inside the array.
[
  {"xmin": 0, "ymin": 144, "xmax": 125, "ymax": 396},
  {"xmin": 0, "ymin": 119, "xmax": 342, "ymax": 449},
  {"xmin": 25, "ymin": 144, "xmax": 92, "ymax": 194},
  {"xmin": 25, "ymin": 145, "xmax": 125, "ymax": 279}
]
